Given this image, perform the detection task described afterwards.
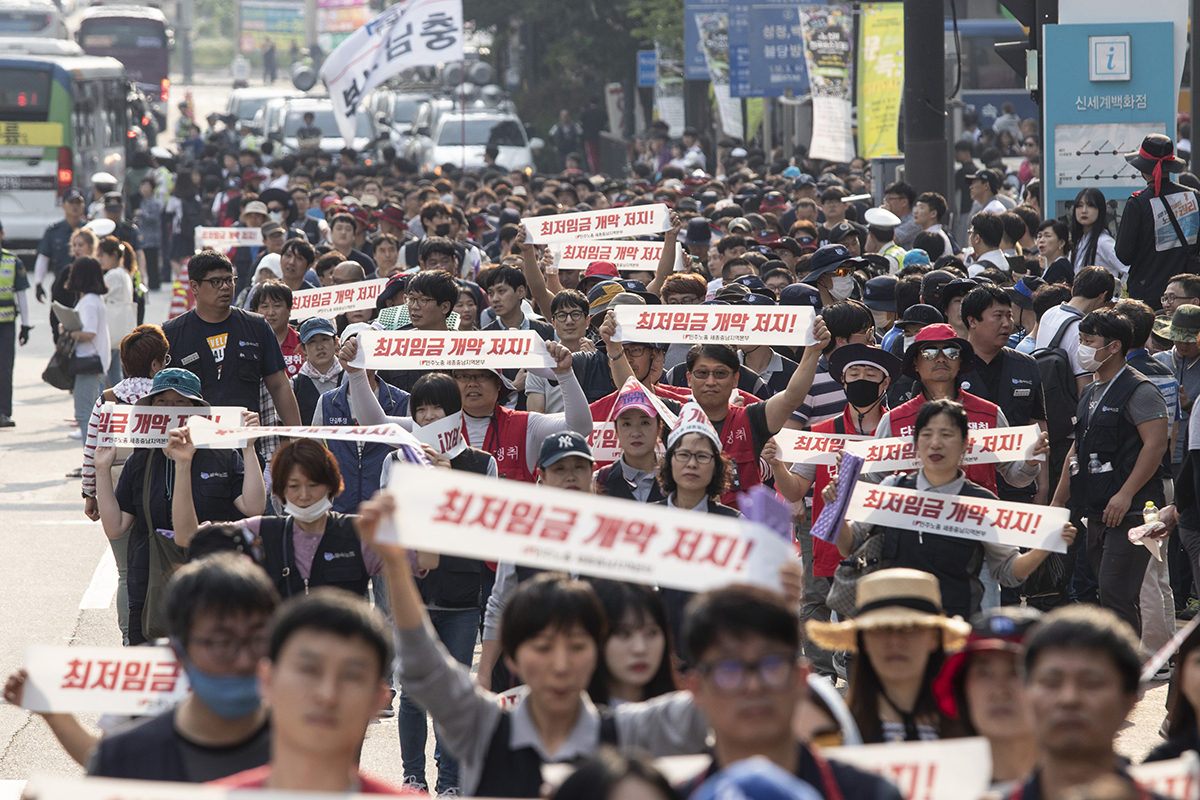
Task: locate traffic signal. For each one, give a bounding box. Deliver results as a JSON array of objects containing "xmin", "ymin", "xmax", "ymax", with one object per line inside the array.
[{"xmin": 994, "ymin": 0, "xmax": 1055, "ymax": 94}]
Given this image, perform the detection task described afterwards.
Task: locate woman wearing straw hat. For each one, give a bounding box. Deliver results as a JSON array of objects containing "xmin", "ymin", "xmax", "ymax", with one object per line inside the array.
[
  {"xmin": 807, "ymin": 568, "xmax": 971, "ymax": 743},
  {"xmin": 823, "ymin": 399, "xmax": 1075, "ymax": 621}
]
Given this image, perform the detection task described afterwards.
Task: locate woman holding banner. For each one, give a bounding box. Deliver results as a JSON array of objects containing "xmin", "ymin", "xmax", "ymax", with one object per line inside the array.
[
  {"xmin": 822, "ymin": 399, "xmax": 1073, "ymax": 622},
  {"xmin": 92, "ymin": 369, "xmax": 264, "ymax": 644}
]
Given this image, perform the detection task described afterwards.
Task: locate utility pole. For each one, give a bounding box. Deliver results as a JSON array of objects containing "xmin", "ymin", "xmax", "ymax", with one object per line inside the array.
[
  {"xmin": 180, "ymin": 0, "xmax": 193, "ymax": 84},
  {"xmin": 903, "ymin": 0, "xmax": 946, "ymax": 196}
]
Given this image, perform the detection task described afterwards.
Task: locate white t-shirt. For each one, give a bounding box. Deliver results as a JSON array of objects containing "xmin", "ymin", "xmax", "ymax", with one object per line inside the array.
[
  {"xmin": 75, "ymin": 292, "xmax": 111, "ymax": 371},
  {"xmin": 967, "ymin": 248, "xmax": 1009, "ymax": 278},
  {"xmin": 103, "ymin": 268, "xmax": 137, "ymax": 343},
  {"xmin": 1035, "ymin": 304, "xmax": 1086, "ymax": 378}
]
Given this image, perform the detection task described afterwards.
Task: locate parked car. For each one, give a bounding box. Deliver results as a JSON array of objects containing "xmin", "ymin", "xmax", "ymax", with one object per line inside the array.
[
  {"xmin": 225, "ymin": 87, "xmax": 300, "ymax": 133},
  {"xmin": 369, "ymin": 89, "xmax": 433, "ymax": 154},
  {"xmin": 406, "ymin": 110, "xmax": 543, "ymax": 174},
  {"xmin": 270, "ymin": 98, "xmax": 375, "ymax": 155}
]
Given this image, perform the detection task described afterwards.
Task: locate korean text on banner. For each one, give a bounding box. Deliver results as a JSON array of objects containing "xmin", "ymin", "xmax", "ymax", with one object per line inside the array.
[
  {"xmin": 844, "ymin": 424, "xmax": 1044, "ymax": 473},
  {"xmin": 523, "ymin": 204, "xmax": 672, "ymax": 244},
  {"xmin": 771, "ymin": 429, "xmax": 873, "ymax": 465},
  {"xmin": 319, "ymin": 0, "xmax": 464, "ymax": 142},
  {"xmin": 351, "ymin": 329, "xmax": 558, "ymax": 371},
  {"xmin": 382, "ymin": 462, "xmax": 795, "ymax": 593},
  {"xmin": 289, "ymin": 278, "xmax": 388, "ymax": 321},
  {"xmin": 412, "ymin": 411, "xmax": 466, "ymax": 459},
  {"xmin": 550, "ymin": 241, "xmax": 683, "ymax": 272},
  {"xmin": 857, "ymin": 2, "xmax": 904, "ymax": 159},
  {"xmin": 1129, "ymin": 751, "xmax": 1200, "ymax": 800},
  {"xmin": 194, "ymin": 227, "xmax": 262, "ymax": 249},
  {"xmin": 845, "ymin": 481, "xmax": 1071, "ymax": 553},
  {"xmin": 187, "ymin": 416, "xmax": 427, "ymax": 458},
  {"xmin": 21, "ymin": 644, "xmax": 189, "ymax": 715},
  {"xmin": 96, "ymin": 404, "xmax": 246, "ymax": 448},
  {"xmin": 612, "ymin": 304, "xmax": 817, "ymax": 347},
  {"xmin": 824, "ymin": 738, "xmax": 992, "ymax": 800}
]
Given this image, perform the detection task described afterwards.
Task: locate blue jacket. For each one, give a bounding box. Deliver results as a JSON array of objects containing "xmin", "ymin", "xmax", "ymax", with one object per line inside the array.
[{"xmin": 320, "ymin": 378, "xmax": 409, "ymax": 514}]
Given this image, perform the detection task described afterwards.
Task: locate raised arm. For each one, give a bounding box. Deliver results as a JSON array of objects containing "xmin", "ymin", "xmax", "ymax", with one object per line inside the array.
[
  {"xmin": 763, "ymin": 317, "xmax": 829, "ymax": 434},
  {"xmin": 598, "ymin": 310, "xmax": 637, "ymax": 390},
  {"xmin": 338, "ymin": 337, "xmax": 413, "ymax": 428},
  {"xmin": 166, "ymin": 429, "xmax": 200, "ymax": 548},
  {"xmin": 92, "ymin": 446, "xmax": 134, "ymax": 541},
  {"xmin": 645, "ymin": 212, "xmax": 682, "ymax": 296},
  {"xmin": 516, "ymin": 226, "xmax": 556, "ymax": 315}
]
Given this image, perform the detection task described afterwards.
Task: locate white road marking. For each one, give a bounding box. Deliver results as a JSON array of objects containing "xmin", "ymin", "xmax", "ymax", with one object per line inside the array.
[
  {"xmin": 79, "ymin": 547, "xmax": 118, "ymax": 610},
  {"xmin": 0, "ymin": 781, "xmax": 26, "ymax": 800}
]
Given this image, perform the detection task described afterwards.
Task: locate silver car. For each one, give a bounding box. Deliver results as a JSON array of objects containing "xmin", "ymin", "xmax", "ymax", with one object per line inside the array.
[
  {"xmin": 409, "ymin": 111, "xmax": 543, "ymax": 173},
  {"xmin": 272, "ymin": 99, "xmax": 375, "ymax": 155}
]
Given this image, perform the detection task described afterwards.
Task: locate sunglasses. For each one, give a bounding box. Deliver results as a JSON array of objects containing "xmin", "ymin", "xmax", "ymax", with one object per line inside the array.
[{"xmin": 919, "ymin": 345, "xmax": 962, "ymax": 361}]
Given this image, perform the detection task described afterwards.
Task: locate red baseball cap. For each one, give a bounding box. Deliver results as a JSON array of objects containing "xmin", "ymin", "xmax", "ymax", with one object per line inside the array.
[
  {"xmin": 375, "ymin": 205, "xmax": 407, "ymax": 229},
  {"xmin": 583, "ymin": 261, "xmax": 619, "ymax": 280}
]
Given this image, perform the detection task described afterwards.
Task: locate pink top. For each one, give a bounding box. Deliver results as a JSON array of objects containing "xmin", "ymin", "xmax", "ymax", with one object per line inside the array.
[{"xmin": 241, "ymin": 515, "xmax": 385, "ymax": 580}]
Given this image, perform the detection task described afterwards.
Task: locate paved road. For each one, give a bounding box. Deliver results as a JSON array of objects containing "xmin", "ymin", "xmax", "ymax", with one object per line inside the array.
[{"xmin": 0, "ymin": 70, "xmax": 1181, "ymax": 790}]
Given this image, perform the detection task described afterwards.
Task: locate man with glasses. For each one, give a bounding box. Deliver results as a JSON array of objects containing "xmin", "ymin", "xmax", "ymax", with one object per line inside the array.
[
  {"xmin": 164, "ymin": 252, "xmax": 301, "ymax": 425},
  {"xmin": 882, "ymin": 181, "xmax": 920, "ymax": 249},
  {"xmin": 678, "ymin": 585, "xmax": 902, "ymax": 800},
  {"xmin": 372, "ymin": 271, "xmax": 461, "ymax": 395},
  {"xmin": 1160, "ymin": 273, "xmax": 1200, "ymax": 320},
  {"xmin": 88, "ymin": 554, "xmax": 278, "ymax": 781},
  {"xmin": 875, "ymin": 323, "xmax": 1042, "ymax": 497},
  {"xmin": 527, "ymin": 290, "xmax": 591, "ymax": 413}
]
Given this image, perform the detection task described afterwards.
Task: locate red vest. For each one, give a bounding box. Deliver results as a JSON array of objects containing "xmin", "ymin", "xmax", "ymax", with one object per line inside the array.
[
  {"xmin": 471, "ymin": 405, "xmax": 535, "ymax": 483},
  {"xmin": 809, "ymin": 405, "xmax": 876, "ymax": 577},
  {"xmin": 886, "ymin": 389, "xmax": 1000, "ymax": 494},
  {"xmin": 718, "ymin": 404, "xmax": 763, "ymax": 509}
]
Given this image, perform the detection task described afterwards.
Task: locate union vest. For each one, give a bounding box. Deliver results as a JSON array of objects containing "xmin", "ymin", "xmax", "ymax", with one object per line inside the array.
[
  {"xmin": 260, "ymin": 512, "xmax": 370, "ymax": 598},
  {"xmin": 886, "ymin": 389, "xmax": 1000, "ymax": 495},
  {"xmin": 414, "ymin": 446, "xmax": 491, "ymax": 608},
  {"xmin": 1070, "ymin": 366, "xmax": 1166, "ymax": 517},
  {"xmin": 162, "ymin": 308, "xmax": 268, "ymax": 413},
  {"xmin": 473, "ymin": 709, "xmax": 618, "ymax": 798},
  {"xmin": 717, "ymin": 404, "xmax": 763, "ymax": 509},
  {"xmin": 472, "ymin": 405, "xmax": 535, "ymax": 483},
  {"xmin": 292, "ymin": 370, "xmax": 345, "ymax": 428},
  {"xmin": 594, "ymin": 461, "xmax": 665, "ymax": 504},
  {"xmin": 321, "ymin": 378, "xmax": 409, "ymax": 514},
  {"xmin": 957, "ymin": 348, "xmax": 1042, "ymax": 497}
]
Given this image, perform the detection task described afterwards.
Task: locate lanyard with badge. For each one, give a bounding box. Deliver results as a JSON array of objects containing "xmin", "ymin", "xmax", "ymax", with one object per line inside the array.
[{"xmin": 1086, "ymin": 366, "xmax": 1126, "ymax": 429}]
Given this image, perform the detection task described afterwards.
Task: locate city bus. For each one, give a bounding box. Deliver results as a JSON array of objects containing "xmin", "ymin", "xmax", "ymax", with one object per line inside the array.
[
  {"xmin": 77, "ymin": 5, "xmax": 171, "ymax": 127},
  {"xmin": 0, "ymin": 0, "xmax": 68, "ymax": 41},
  {"xmin": 0, "ymin": 47, "xmax": 127, "ymax": 251}
]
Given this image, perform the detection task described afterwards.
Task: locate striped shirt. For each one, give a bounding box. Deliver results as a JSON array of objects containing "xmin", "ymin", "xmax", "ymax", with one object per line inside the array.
[{"xmin": 793, "ymin": 358, "xmax": 846, "ymax": 428}]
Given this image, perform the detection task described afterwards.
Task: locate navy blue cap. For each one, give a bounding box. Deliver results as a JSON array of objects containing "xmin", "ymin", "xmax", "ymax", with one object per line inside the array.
[
  {"xmin": 899, "ymin": 303, "xmax": 944, "ymax": 327},
  {"xmin": 801, "ymin": 243, "xmax": 866, "ymax": 284},
  {"xmin": 62, "ymin": 188, "xmax": 85, "ymax": 203},
  {"xmin": 376, "ymin": 273, "xmax": 410, "ymax": 309},
  {"xmin": 793, "ymin": 174, "xmax": 816, "ymax": 188},
  {"xmin": 862, "ymin": 275, "xmax": 898, "ymax": 312},
  {"xmin": 779, "ymin": 283, "xmax": 822, "ymax": 310},
  {"xmin": 615, "ymin": 279, "xmax": 661, "ymax": 304},
  {"xmin": 537, "ymin": 431, "xmax": 594, "ymax": 469},
  {"xmin": 739, "ymin": 293, "xmax": 777, "ymax": 306},
  {"xmin": 734, "ymin": 275, "xmax": 769, "ymax": 292},
  {"xmin": 682, "ymin": 217, "xmax": 713, "ymax": 246},
  {"xmin": 298, "ymin": 316, "xmax": 338, "ymax": 343}
]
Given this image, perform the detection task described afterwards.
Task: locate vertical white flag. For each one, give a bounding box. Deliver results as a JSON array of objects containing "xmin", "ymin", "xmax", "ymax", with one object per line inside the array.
[{"xmin": 319, "ymin": 0, "xmax": 464, "ymax": 142}]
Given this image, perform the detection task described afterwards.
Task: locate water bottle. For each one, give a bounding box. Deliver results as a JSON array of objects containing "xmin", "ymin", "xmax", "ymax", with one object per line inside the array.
[
  {"xmin": 1087, "ymin": 453, "xmax": 1103, "ymax": 474},
  {"xmin": 1069, "ymin": 456, "xmax": 1079, "ymax": 476},
  {"xmin": 1144, "ymin": 502, "xmax": 1160, "ymax": 525}
]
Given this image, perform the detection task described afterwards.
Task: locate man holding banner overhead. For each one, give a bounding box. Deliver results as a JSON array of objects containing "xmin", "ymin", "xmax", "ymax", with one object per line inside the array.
[{"xmin": 601, "ymin": 308, "xmax": 829, "ymax": 509}]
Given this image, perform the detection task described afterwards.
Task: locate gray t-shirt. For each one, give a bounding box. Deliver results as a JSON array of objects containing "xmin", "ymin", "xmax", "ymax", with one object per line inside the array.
[
  {"xmin": 1078, "ymin": 370, "xmax": 1169, "ymax": 430},
  {"xmin": 525, "ymin": 371, "xmax": 564, "ymax": 414},
  {"xmin": 177, "ymin": 718, "xmax": 271, "ymax": 782}
]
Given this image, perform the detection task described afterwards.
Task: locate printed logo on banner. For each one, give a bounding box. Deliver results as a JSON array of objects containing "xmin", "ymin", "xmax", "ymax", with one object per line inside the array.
[{"xmin": 612, "ymin": 305, "xmax": 817, "ymax": 347}]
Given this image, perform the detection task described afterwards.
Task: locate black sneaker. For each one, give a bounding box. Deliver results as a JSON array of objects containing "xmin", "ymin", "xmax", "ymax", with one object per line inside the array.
[
  {"xmin": 0, "ymin": 416, "xmax": 14, "ymax": 428},
  {"xmin": 1177, "ymin": 598, "xmax": 1199, "ymax": 620}
]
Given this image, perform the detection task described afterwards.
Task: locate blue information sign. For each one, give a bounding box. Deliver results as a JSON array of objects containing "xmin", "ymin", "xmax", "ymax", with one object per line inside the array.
[
  {"xmin": 638, "ymin": 50, "xmax": 657, "ymax": 87},
  {"xmin": 747, "ymin": 1, "xmax": 809, "ymax": 95},
  {"xmin": 684, "ymin": 0, "xmax": 727, "ymax": 80},
  {"xmin": 729, "ymin": 0, "xmax": 767, "ymax": 97},
  {"xmin": 1042, "ymin": 22, "xmax": 1176, "ymax": 216}
]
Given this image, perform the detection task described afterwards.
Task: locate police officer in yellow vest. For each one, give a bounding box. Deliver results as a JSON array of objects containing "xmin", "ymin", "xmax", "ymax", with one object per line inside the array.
[
  {"xmin": 0, "ymin": 219, "xmax": 33, "ymax": 427},
  {"xmin": 865, "ymin": 207, "xmax": 910, "ymax": 275}
]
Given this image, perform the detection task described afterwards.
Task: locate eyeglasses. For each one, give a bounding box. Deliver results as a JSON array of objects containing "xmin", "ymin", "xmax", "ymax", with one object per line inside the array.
[
  {"xmin": 1162, "ymin": 294, "xmax": 1198, "ymax": 304},
  {"xmin": 696, "ymin": 654, "xmax": 795, "ymax": 692},
  {"xmin": 691, "ymin": 369, "xmax": 733, "ymax": 381},
  {"xmin": 453, "ymin": 372, "xmax": 492, "ymax": 384},
  {"xmin": 267, "ymin": 205, "xmax": 286, "ymax": 213},
  {"xmin": 200, "ymin": 277, "xmax": 234, "ymax": 288},
  {"xmin": 919, "ymin": 345, "xmax": 962, "ymax": 361},
  {"xmin": 552, "ymin": 310, "xmax": 586, "ymax": 323},
  {"xmin": 672, "ymin": 449, "xmax": 715, "ymax": 465},
  {"xmin": 189, "ymin": 633, "xmax": 270, "ymax": 664},
  {"xmin": 623, "ymin": 345, "xmax": 650, "ymax": 359},
  {"xmin": 407, "ymin": 294, "xmax": 438, "ymax": 307}
]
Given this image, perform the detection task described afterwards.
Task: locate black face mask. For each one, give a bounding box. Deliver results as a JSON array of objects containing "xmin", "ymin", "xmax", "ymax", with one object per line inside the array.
[
  {"xmin": 434, "ymin": 223, "xmax": 451, "ymax": 237},
  {"xmin": 845, "ymin": 378, "xmax": 884, "ymax": 409}
]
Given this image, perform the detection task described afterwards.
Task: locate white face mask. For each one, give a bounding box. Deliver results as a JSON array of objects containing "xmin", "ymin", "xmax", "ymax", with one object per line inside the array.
[
  {"xmin": 268, "ymin": 211, "xmax": 284, "ymax": 223},
  {"xmin": 1077, "ymin": 343, "xmax": 1113, "ymax": 373},
  {"xmin": 904, "ymin": 335, "xmax": 916, "ymax": 351},
  {"xmin": 830, "ymin": 275, "xmax": 855, "ymax": 300},
  {"xmin": 285, "ymin": 495, "xmax": 332, "ymax": 523},
  {"xmin": 871, "ymin": 309, "xmax": 891, "ymax": 331}
]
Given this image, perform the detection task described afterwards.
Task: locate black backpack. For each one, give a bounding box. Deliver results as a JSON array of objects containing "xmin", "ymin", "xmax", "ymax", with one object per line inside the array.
[{"xmin": 1032, "ymin": 307, "xmax": 1083, "ymax": 443}]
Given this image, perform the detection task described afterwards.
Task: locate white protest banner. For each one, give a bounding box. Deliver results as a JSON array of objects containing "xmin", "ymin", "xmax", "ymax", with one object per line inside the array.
[
  {"xmin": 550, "ymin": 240, "xmax": 683, "ymax": 272},
  {"xmin": 21, "ymin": 644, "xmax": 189, "ymax": 715},
  {"xmin": 412, "ymin": 411, "xmax": 466, "ymax": 459},
  {"xmin": 588, "ymin": 421, "xmax": 622, "ymax": 463},
  {"xmin": 523, "ymin": 204, "xmax": 673, "ymax": 244},
  {"xmin": 844, "ymin": 424, "xmax": 1045, "ymax": 473},
  {"xmin": 194, "ymin": 226, "xmax": 261, "ymax": 249},
  {"xmin": 612, "ymin": 304, "xmax": 817, "ymax": 346},
  {"xmin": 289, "ymin": 278, "xmax": 388, "ymax": 321},
  {"xmin": 351, "ymin": 329, "xmax": 558, "ymax": 371},
  {"xmin": 1129, "ymin": 751, "xmax": 1200, "ymax": 800},
  {"xmin": 96, "ymin": 404, "xmax": 246, "ymax": 448},
  {"xmin": 187, "ymin": 416, "xmax": 427, "ymax": 459},
  {"xmin": 845, "ymin": 481, "xmax": 1071, "ymax": 553},
  {"xmin": 382, "ymin": 462, "xmax": 795, "ymax": 593},
  {"xmin": 771, "ymin": 429, "xmax": 873, "ymax": 465},
  {"xmin": 319, "ymin": 0, "xmax": 464, "ymax": 143},
  {"xmin": 823, "ymin": 738, "xmax": 991, "ymax": 800}
]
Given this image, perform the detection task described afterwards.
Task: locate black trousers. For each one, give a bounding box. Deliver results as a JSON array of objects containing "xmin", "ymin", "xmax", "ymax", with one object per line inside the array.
[{"xmin": 0, "ymin": 321, "xmax": 13, "ymax": 417}]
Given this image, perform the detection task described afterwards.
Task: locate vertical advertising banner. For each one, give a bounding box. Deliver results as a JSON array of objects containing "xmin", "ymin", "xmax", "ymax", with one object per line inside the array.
[
  {"xmin": 655, "ymin": 41, "xmax": 686, "ymax": 135},
  {"xmin": 695, "ymin": 9, "xmax": 744, "ymax": 138},
  {"xmin": 857, "ymin": 2, "xmax": 904, "ymax": 159},
  {"xmin": 801, "ymin": 4, "xmax": 855, "ymax": 163}
]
